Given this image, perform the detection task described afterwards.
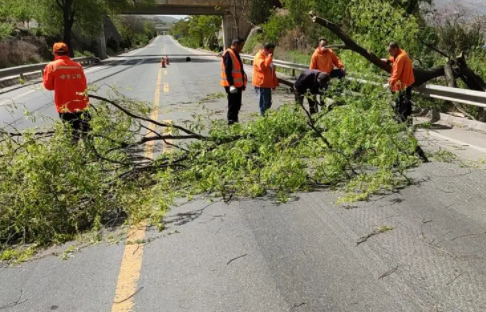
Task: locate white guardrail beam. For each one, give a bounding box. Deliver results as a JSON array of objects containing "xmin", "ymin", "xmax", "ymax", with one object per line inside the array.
[
  {"xmin": 0, "ymin": 57, "xmax": 100, "ymax": 81},
  {"xmin": 241, "ymin": 54, "xmax": 486, "ymax": 109},
  {"xmin": 2, "ymin": 54, "xmax": 485, "ymax": 108}
]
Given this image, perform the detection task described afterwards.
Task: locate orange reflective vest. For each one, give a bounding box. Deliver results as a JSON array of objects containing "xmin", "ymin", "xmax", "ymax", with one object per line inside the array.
[
  {"xmin": 389, "ymin": 49, "xmax": 415, "ymax": 92},
  {"xmin": 43, "ymin": 56, "xmax": 89, "ymax": 113},
  {"xmin": 309, "ymin": 48, "xmax": 344, "ymax": 74},
  {"xmin": 252, "ymin": 49, "xmax": 279, "ymax": 89},
  {"xmin": 220, "ymin": 49, "xmax": 247, "ymax": 88}
]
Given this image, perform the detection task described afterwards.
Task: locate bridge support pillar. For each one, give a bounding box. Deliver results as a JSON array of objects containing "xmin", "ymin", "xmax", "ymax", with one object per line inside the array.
[{"xmin": 222, "ymin": 15, "xmax": 253, "ymax": 49}]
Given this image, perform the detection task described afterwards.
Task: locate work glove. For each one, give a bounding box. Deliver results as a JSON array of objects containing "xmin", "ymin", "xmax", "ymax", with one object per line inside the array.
[
  {"xmin": 229, "ymin": 86, "xmax": 238, "ymax": 94},
  {"xmin": 383, "ymin": 83, "xmax": 391, "ymax": 90}
]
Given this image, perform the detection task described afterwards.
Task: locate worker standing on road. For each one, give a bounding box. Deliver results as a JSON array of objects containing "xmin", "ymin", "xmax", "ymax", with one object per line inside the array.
[
  {"xmin": 310, "ymin": 39, "xmax": 346, "ymax": 79},
  {"xmin": 43, "ymin": 42, "xmax": 90, "ymax": 143},
  {"xmin": 252, "ymin": 43, "xmax": 279, "ymax": 116},
  {"xmin": 382, "ymin": 42, "xmax": 415, "ymax": 122},
  {"xmin": 294, "ymin": 70, "xmax": 330, "ymax": 114},
  {"xmin": 221, "ymin": 37, "xmax": 247, "ymax": 125}
]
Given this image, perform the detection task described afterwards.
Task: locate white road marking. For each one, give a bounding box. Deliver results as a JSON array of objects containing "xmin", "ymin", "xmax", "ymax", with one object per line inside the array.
[
  {"xmin": 423, "ymin": 130, "xmax": 486, "ymax": 154},
  {"xmin": 0, "ymin": 90, "xmax": 37, "ymax": 107},
  {"xmin": 0, "ymin": 40, "xmax": 158, "ymax": 105}
]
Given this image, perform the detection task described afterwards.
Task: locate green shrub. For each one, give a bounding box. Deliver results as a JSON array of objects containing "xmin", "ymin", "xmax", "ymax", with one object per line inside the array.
[{"xmin": 0, "ymin": 84, "xmax": 421, "ymax": 253}]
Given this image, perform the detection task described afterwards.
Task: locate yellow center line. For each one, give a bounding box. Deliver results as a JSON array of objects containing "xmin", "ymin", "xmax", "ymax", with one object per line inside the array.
[
  {"xmin": 111, "ymin": 68, "xmax": 163, "ymax": 312},
  {"xmin": 163, "ymin": 82, "xmax": 169, "ymax": 93}
]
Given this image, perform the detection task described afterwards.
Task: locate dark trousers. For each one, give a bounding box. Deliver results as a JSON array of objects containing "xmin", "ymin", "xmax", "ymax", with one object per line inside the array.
[
  {"xmin": 295, "ymin": 91, "xmax": 319, "ymax": 114},
  {"xmin": 59, "ymin": 111, "xmax": 91, "ymax": 143},
  {"xmin": 395, "ymin": 87, "xmax": 413, "ymax": 122},
  {"xmin": 225, "ymin": 87, "xmax": 243, "ymax": 124}
]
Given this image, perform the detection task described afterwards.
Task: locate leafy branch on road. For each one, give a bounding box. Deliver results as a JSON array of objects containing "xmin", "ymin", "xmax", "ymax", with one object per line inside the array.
[
  {"xmin": 0, "ymin": 81, "xmax": 423, "ymax": 259},
  {"xmin": 357, "ymin": 226, "xmax": 394, "ymax": 246}
]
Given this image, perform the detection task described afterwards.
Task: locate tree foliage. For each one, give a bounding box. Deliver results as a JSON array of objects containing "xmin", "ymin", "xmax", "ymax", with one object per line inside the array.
[
  {"xmin": 248, "ymin": 0, "xmax": 274, "ymax": 25},
  {"xmin": 170, "ymin": 16, "xmax": 222, "ymax": 50},
  {"xmin": 0, "ymin": 0, "xmax": 34, "ymax": 38},
  {"xmin": 0, "ymin": 82, "xmax": 422, "ymax": 255},
  {"xmin": 112, "ymin": 16, "xmax": 157, "ymax": 50},
  {"xmin": 0, "ymin": 0, "xmax": 155, "ymax": 54}
]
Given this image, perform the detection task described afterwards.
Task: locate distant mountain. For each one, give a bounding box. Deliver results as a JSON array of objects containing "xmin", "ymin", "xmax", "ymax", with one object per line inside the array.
[
  {"xmin": 139, "ymin": 15, "xmax": 179, "ymax": 26},
  {"xmin": 434, "ymin": 0, "xmax": 486, "ymax": 15}
]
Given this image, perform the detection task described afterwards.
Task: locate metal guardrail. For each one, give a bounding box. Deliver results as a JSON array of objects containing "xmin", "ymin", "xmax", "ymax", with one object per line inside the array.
[
  {"xmin": 241, "ymin": 54, "xmax": 486, "ymax": 108},
  {"xmin": 4, "ymin": 53, "xmax": 486, "ymax": 108},
  {"xmin": 416, "ymin": 85, "xmax": 486, "ymax": 109},
  {"xmin": 0, "ymin": 57, "xmax": 100, "ymax": 80},
  {"xmin": 241, "ymin": 54, "xmax": 307, "ymax": 77}
]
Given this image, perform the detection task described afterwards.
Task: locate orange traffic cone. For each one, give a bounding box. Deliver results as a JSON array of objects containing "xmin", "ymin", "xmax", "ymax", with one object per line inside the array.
[
  {"xmin": 166, "ymin": 55, "xmax": 170, "ymax": 65},
  {"xmin": 161, "ymin": 58, "xmax": 166, "ymax": 68}
]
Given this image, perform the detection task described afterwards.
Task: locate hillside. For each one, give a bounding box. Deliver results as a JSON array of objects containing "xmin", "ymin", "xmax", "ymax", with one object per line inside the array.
[
  {"xmin": 140, "ymin": 15, "xmax": 179, "ymax": 26},
  {"xmin": 435, "ymin": 0, "xmax": 486, "ymax": 15}
]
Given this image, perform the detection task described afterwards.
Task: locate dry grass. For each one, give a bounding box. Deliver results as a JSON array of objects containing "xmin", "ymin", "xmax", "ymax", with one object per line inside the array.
[{"xmin": 0, "ymin": 39, "xmax": 43, "ymax": 69}]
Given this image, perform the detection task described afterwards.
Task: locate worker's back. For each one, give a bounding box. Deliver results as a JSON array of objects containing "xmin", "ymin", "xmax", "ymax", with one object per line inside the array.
[
  {"xmin": 43, "ymin": 56, "xmax": 88, "ymax": 113},
  {"xmin": 389, "ymin": 49, "xmax": 415, "ymax": 91}
]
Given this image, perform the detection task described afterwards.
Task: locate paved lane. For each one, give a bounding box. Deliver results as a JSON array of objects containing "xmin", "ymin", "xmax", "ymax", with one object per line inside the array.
[
  {"xmin": 1, "ymin": 36, "xmax": 486, "ymax": 312},
  {"xmin": 0, "ymin": 37, "xmax": 164, "ymax": 130}
]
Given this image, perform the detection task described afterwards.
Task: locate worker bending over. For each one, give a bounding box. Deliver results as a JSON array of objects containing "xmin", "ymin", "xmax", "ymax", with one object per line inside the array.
[
  {"xmin": 221, "ymin": 38, "xmax": 247, "ymax": 125},
  {"xmin": 294, "ymin": 70, "xmax": 330, "ymax": 114},
  {"xmin": 43, "ymin": 42, "xmax": 90, "ymax": 143},
  {"xmin": 253, "ymin": 43, "xmax": 279, "ymax": 116}
]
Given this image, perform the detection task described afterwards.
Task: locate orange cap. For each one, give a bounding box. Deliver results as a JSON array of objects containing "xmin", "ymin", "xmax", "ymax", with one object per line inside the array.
[{"xmin": 53, "ymin": 42, "xmax": 68, "ymax": 53}]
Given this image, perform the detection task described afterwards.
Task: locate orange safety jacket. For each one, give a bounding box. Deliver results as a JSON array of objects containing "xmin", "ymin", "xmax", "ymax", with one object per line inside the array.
[
  {"xmin": 43, "ymin": 56, "xmax": 89, "ymax": 113},
  {"xmin": 252, "ymin": 49, "xmax": 279, "ymax": 89},
  {"xmin": 309, "ymin": 48, "xmax": 344, "ymax": 74},
  {"xmin": 220, "ymin": 49, "xmax": 247, "ymax": 88},
  {"xmin": 388, "ymin": 49, "xmax": 415, "ymax": 92}
]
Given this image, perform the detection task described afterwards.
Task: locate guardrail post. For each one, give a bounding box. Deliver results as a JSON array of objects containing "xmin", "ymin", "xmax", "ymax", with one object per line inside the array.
[
  {"xmin": 292, "ymin": 69, "xmax": 296, "ymax": 77},
  {"xmin": 20, "ymin": 73, "xmax": 24, "ymax": 81}
]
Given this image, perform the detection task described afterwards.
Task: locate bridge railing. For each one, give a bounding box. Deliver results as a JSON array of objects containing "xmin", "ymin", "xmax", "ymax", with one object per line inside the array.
[
  {"xmin": 0, "ymin": 57, "xmax": 100, "ymax": 81},
  {"xmin": 240, "ymin": 54, "xmax": 486, "ymax": 109}
]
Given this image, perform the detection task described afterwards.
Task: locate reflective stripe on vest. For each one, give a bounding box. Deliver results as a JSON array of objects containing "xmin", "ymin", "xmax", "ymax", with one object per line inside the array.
[{"xmin": 220, "ymin": 49, "xmax": 246, "ymax": 88}]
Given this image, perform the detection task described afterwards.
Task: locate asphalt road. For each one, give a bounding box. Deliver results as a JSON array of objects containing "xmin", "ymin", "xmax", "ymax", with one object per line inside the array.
[{"xmin": 1, "ymin": 36, "xmax": 486, "ymax": 312}]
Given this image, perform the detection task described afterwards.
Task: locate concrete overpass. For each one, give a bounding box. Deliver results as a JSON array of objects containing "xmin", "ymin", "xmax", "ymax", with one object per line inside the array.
[
  {"xmin": 125, "ymin": 0, "xmax": 228, "ymax": 15},
  {"xmin": 122, "ymin": 0, "xmax": 253, "ymax": 49}
]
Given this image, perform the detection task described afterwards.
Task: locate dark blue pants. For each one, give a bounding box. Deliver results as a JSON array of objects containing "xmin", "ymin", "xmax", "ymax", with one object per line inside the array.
[{"xmin": 255, "ymin": 87, "xmax": 272, "ymax": 116}]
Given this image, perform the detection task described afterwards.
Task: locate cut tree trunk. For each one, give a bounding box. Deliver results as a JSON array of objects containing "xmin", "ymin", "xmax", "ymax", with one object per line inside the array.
[
  {"xmin": 456, "ymin": 52, "xmax": 486, "ymax": 91},
  {"xmin": 308, "ymin": 12, "xmax": 447, "ymax": 87},
  {"xmin": 61, "ymin": 0, "xmax": 75, "ymax": 57},
  {"xmin": 308, "ymin": 11, "xmax": 486, "ymax": 121}
]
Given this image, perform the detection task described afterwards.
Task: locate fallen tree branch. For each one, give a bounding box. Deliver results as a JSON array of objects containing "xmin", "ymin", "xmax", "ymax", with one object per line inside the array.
[
  {"xmin": 357, "ymin": 226, "xmax": 394, "ymax": 246},
  {"xmin": 88, "ymin": 94, "xmax": 207, "ymax": 139},
  {"xmin": 378, "ymin": 265, "xmax": 399, "ymax": 280},
  {"xmin": 309, "ymin": 11, "xmax": 445, "ymax": 87}
]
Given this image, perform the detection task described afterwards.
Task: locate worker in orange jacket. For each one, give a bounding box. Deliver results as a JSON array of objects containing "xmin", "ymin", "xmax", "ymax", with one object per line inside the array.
[
  {"xmin": 43, "ymin": 42, "xmax": 90, "ymax": 142},
  {"xmin": 221, "ymin": 37, "xmax": 247, "ymax": 125},
  {"xmin": 310, "ymin": 38, "xmax": 346, "ymax": 79},
  {"xmin": 382, "ymin": 42, "xmax": 415, "ymax": 122},
  {"xmin": 253, "ymin": 43, "xmax": 279, "ymax": 116}
]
